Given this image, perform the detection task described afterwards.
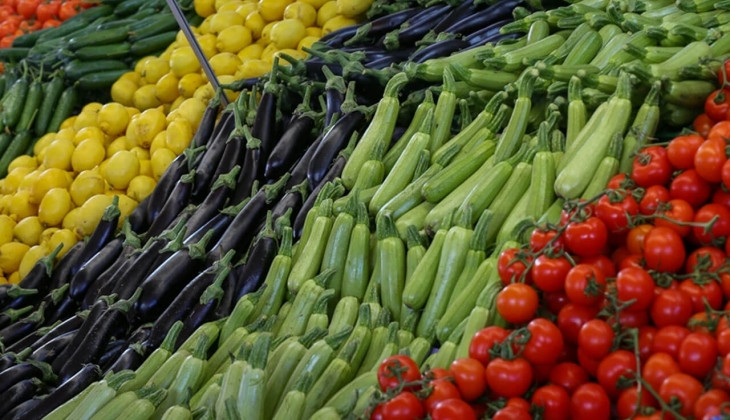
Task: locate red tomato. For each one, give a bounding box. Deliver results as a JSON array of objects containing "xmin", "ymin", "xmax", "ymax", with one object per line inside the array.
[
  {"xmin": 596, "ymin": 350, "xmax": 637, "ymax": 398},
  {"xmin": 570, "ymin": 383, "xmax": 611, "ymax": 420},
  {"xmin": 652, "ymin": 326, "xmax": 691, "ymax": 360},
  {"xmin": 497, "ymin": 247, "xmax": 532, "ymax": 285},
  {"xmin": 616, "ymin": 386, "xmax": 657, "ymax": 420},
  {"xmin": 564, "ymin": 217, "xmax": 608, "ymax": 258},
  {"xmin": 469, "ymin": 326, "xmax": 509, "ymax": 366},
  {"xmin": 496, "ymin": 283, "xmax": 538, "ymax": 325},
  {"xmin": 41, "ymin": 18, "xmax": 60, "ymax": 27},
  {"xmin": 655, "ymin": 198, "xmax": 695, "ymax": 237},
  {"xmin": 522, "ymin": 318, "xmax": 564, "ymax": 366},
  {"xmin": 543, "ymin": 291, "xmax": 569, "ymax": 315},
  {"xmin": 58, "ymin": 0, "xmax": 80, "ymax": 19},
  {"xmin": 678, "ymin": 332, "xmax": 719, "ymax": 379},
  {"xmin": 607, "ymin": 173, "xmax": 630, "ymax": 189},
  {"xmin": 679, "ymin": 279, "xmax": 723, "ymax": 312},
  {"xmin": 449, "ymin": 358, "xmax": 487, "ymax": 402},
  {"xmin": 651, "ymin": 289, "xmax": 693, "ymax": 328},
  {"xmin": 717, "ymin": 328, "xmax": 730, "ymax": 356},
  {"xmin": 564, "ymin": 264, "xmax": 606, "ymax": 307},
  {"xmin": 576, "ymin": 347, "xmax": 601, "ymax": 378},
  {"xmin": 371, "ymin": 392, "xmax": 425, "ymax": 420},
  {"xmin": 430, "ymin": 399, "xmax": 476, "ymax": 420},
  {"xmin": 608, "ymin": 309, "xmax": 650, "ymax": 329},
  {"xmin": 670, "ymin": 169, "xmax": 713, "ymax": 208},
  {"xmin": 642, "ymin": 352, "xmax": 681, "ymax": 394},
  {"xmin": 577, "ymin": 319, "xmax": 614, "ymax": 360},
  {"xmin": 643, "ymin": 226, "xmax": 686, "ymax": 273},
  {"xmin": 709, "ymin": 120, "xmax": 730, "ymax": 142},
  {"xmin": 577, "ymin": 254, "xmax": 615, "ymax": 278},
  {"xmin": 639, "ymin": 185, "xmax": 670, "ymax": 216},
  {"xmin": 692, "ymin": 203, "xmax": 730, "ymax": 245},
  {"xmin": 16, "ymin": 0, "xmax": 40, "ymax": 18},
  {"xmin": 549, "ymin": 362, "xmax": 589, "ymax": 395},
  {"xmin": 595, "ymin": 194, "xmax": 639, "ymax": 233},
  {"xmin": 531, "ymin": 255, "xmax": 572, "ymax": 293},
  {"xmin": 485, "ymin": 357, "xmax": 533, "ymax": 398},
  {"xmin": 706, "ymin": 89, "xmax": 730, "ymax": 121},
  {"xmin": 667, "ymin": 133, "xmax": 706, "ymax": 170},
  {"xmin": 637, "ymin": 326, "xmax": 657, "ymax": 361},
  {"xmin": 615, "ymin": 267, "xmax": 655, "ymax": 312},
  {"xmin": 722, "ymin": 160, "xmax": 730, "ymax": 192},
  {"xmin": 713, "ymin": 187, "xmax": 730, "ymax": 208},
  {"xmin": 531, "ymin": 384, "xmax": 570, "ymax": 420},
  {"xmin": 377, "ymin": 355, "xmax": 421, "ymax": 392},
  {"xmin": 424, "ymin": 380, "xmax": 461, "ymax": 413},
  {"xmin": 695, "ymin": 138, "xmax": 728, "ymax": 183},
  {"xmin": 685, "ymin": 246, "xmax": 726, "ymax": 273},
  {"xmin": 36, "ymin": 0, "xmax": 60, "ymax": 21},
  {"xmin": 557, "ymin": 304, "xmax": 600, "ymax": 345},
  {"xmin": 659, "ymin": 373, "xmax": 704, "ymax": 417},
  {"xmin": 492, "ymin": 405, "xmax": 532, "ymax": 420},
  {"xmin": 529, "ymin": 228, "xmax": 563, "ymax": 253},
  {"xmin": 0, "ymin": 19, "xmax": 19, "ymax": 37},
  {"xmin": 694, "ymin": 389, "xmax": 730, "ymax": 420},
  {"xmin": 631, "ymin": 146, "xmax": 673, "ymax": 188}
]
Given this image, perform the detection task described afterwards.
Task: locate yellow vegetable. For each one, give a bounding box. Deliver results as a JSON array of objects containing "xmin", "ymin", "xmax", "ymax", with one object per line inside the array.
[
  {"xmin": 270, "ymin": 19, "xmax": 306, "ymax": 49},
  {"xmin": 31, "ymin": 168, "xmax": 72, "ymax": 205},
  {"xmin": 216, "ymin": 25, "xmax": 253, "ymax": 53},
  {"xmin": 195, "ymin": 0, "xmax": 216, "ymax": 17},
  {"xmin": 142, "ymin": 57, "xmax": 171, "ymax": 85},
  {"xmin": 245, "ymin": 11, "xmax": 266, "ymax": 39},
  {"xmin": 209, "ymin": 11, "xmax": 245, "ymax": 33},
  {"xmin": 42, "ymin": 138, "xmax": 75, "ymax": 171},
  {"xmin": 111, "ymin": 79, "xmax": 138, "ymax": 107},
  {"xmin": 151, "ymin": 148, "xmax": 177, "ymax": 180},
  {"xmin": 209, "ymin": 52, "xmax": 243, "ymax": 75},
  {"xmin": 127, "ymin": 107, "xmax": 167, "ymax": 148},
  {"xmin": 73, "ymin": 126, "xmax": 106, "ymax": 147},
  {"xmin": 0, "ymin": 242, "xmax": 30, "ymax": 274},
  {"xmin": 72, "ymin": 139, "xmax": 106, "ymax": 173},
  {"xmin": 104, "ymin": 150, "xmax": 140, "ymax": 190},
  {"xmin": 39, "ymin": 188, "xmax": 73, "ymax": 227},
  {"xmin": 127, "ymin": 175, "xmax": 157, "ymax": 202},
  {"xmin": 69, "ymin": 170, "xmax": 107, "ymax": 206},
  {"xmin": 8, "ymin": 190, "xmax": 37, "ymax": 220},
  {"xmin": 0, "ymin": 215, "xmax": 16, "ymax": 245},
  {"xmin": 97, "ymin": 102, "xmax": 131, "ymax": 136},
  {"xmin": 166, "ymin": 119, "xmax": 194, "ymax": 155},
  {"xmin": 170, "ymin": 46, "xmax": 202, "ymax": 77},
  {"xmin": 316, "ymin": 1, "xmax": 337, "ymax": 26},
  {"xmin": 75, "ymin": 194, "xmax": 114, "ymax": 237},
  {"xmin": 322, "ymin": 14, "xmax": 357, "ymax": 35},
  {"xmin": 48, "ymin": 228, "xmax": 77, "ymax": 258},
  {"xmin": 258, "ymin": 0, "xmax": 292, "ymax": 22},
  {"xmin": 13, "ymin": 216, "xmax": 43, "ymax": 246}
]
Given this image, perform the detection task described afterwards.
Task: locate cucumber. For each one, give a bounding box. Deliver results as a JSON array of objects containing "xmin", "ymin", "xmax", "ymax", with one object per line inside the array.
[
  {"xmin": 130, "ymin": 31, "xmax": 178, "ymax": 57},
  {"xmin": 77, "ymin": 69, "xmax": 130, "ymax": 89},
  {"xmin": 74, "ymin": 42, "xmax": 131, "ymax": 60},
  {"xmin": 0, "ymin": 48, "xmax": 30, "ymax": 62},
  {"xmin": 68, "ymin": 26, "xmax": 130, "ymax": 50},
  {"xmin": 64, "ymin": 59, "xmax": 129, "ymax": 81},
  {"xmin": 128, "ymin": 14, "xmax": 179, "ymax": 40}
]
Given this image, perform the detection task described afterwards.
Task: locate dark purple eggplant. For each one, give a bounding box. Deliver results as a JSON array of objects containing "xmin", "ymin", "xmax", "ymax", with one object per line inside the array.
[
  {"xmin": 382, "ymin": 4, "xmax": 453, "ymax": 50},
  {"xmin": 146, "ymin": 146, "xmax": 205, "ymax": 224},
  {"xmin": 183, "ymin": 166, "xmax": 240, "ymax": 235},
  {"xmin": 208, "ymin": 174, "xmax": 290, "ymax": 261},
  {"xmin": 50, "ymin": 296, "xmax": 112, "ymax": 373},
  {"xmin": 343, "ymin": 7, "xmax": 419, "ymax": 46},
  {"xmin": 465, "ymin": 18, "xmax": 514, "ymax": 45},
  {"xmin": 69, "ymin": 236, "xmax": 123, "ymax": 300},
  {"xmin": 97, "ymin": 338, "xmax": 128, "ymax": 370},
  {"xmin": 0, "ymin": 349, "xmax": 30, "ymax": 372},
  {"xmin": 69, "ymin": 197, "xmax": 121, "ymax": 277},
  {"xmin": 284, "ymin": 133, "xmax": 324, "ymax": 190},
  {"xmin": 145, "ymin": 252, "xmax": 234, "ymax": 349},
  {"xmin": 0, "ymin": 360, "xmax": 55, "ymax": 394},
  {"xmin": 0, "ymin": 378, "xmax": 44, "ymax": 416},
  {"xmin": 294, "ymin": 152, "xmax": 350, "ymax": 238},
  {"xmin": 28, "ymin": 311, "xmax": 84, "ymax": 352},
  {"xmin": 57, "ymin": 290, "xmax": 140, "ymax": 383},
  {"xmin": 271, "ymin": 180, "xmax": 308, "ymax": 223},
  {"xmin": 442, "ymin": 0, "xmax": 519, "ymax": 36},
  {"xmin": 132, "ymin": 231, "xmax": 216, "ymax": 323},
  {"xmin": 193, "ymin": 93, "xmax": 222, "ymax": 148},
  {"xmin": 318, "ymin": 22, "xmax": 364, "ymax": 48},
  {"xmin": 29, "ymin": 329, "xmax": 77, "ymax": 363},
  {"xmin": 5, "ymin": 285, "xmax": 70, "ymax": 353},
  {"xmin": 365, "ymin": 49, "xmax": 417, "ymax": 69},
  {"xmin": 103, "ymin": 342, "xmax": 145, "ymax": 374},
  {"xmin": 322, "ymin": 67, "xmax": 345, "ymax": 127},
  {"xmin": 127, "ymin": 195, "xmax": 150, "ymax": 233},
  {"xmin": 232, "ymin": 215, "xmax": 278, "ymax": 303},
  {"xmin": 145, "ymin": 171, "xmax": 195, "ymax": 239},
  {"xmin": 47, "ymin": 241, "xmax": 83, "ymax": 291},
  {"xmin": 410, "ymin": 39, "xmax": 471, "ymax": 63},
  {"xmin": 7, "ymin": 246, "xmax": 65, "ymax": 311},
  {"xmin": 0, "ymin": 306, "xmax": 33, "ymax": 330},
  {"xmin": 15, "ymin": 364, "xmax": 101, "ymax": 420},
  {"xmin": 45, "ymin": 295, "xmax": 77, "ymax": 326},
  {"xmin": 432, "ymin": 0, "xmax": 479, "ymax": 33},
  {"xmin": 230, "ymin": 125, "xmax": 263, "ymax": 205},
  {"xmin": 205, "ymin": 131, "xmax": 245, "ymax": 200},
  {"xmin": 190, "ymin": 110, "xmax": 236, "ymax": 200},
  {"xmin": 0, "ymin": 302, "xmax": 47, "ymax": 348},
  {"xmin": 251, "ymin": 66, "xmax": 281, "ymax": 164}
]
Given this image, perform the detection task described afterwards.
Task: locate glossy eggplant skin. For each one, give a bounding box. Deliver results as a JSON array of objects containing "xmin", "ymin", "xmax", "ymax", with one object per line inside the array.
[
  {"xmin": 265, "ymin": 115, "xmax": 316, "ymax": 181},
  {"xmin": 307, "ymin": 111, "xmax": 364, "ymax": 188},
  {"xmin": 16, "ymin": 364, "xmax": 101, "ymax": 420}
]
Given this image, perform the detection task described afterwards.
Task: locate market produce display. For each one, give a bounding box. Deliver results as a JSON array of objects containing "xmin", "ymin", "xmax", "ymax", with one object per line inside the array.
[
  {"xmin": 0, "ymin": 0, "xmax": 97, "ymax": 48},
  {"xmin": 0, "ymin": 0, "xmax": 729, "ymax": 418}
]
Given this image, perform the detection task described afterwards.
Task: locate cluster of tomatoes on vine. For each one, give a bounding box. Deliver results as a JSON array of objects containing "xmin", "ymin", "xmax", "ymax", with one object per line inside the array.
[{"xmin": 488, "ymin": 117, "xmax": 730, "ymax": 419}]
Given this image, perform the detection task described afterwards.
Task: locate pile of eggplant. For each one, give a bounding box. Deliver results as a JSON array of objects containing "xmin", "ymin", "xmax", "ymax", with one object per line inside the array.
[{"xmin": 0, "ymin": 0, "xmax": 548, "ymax": 417}]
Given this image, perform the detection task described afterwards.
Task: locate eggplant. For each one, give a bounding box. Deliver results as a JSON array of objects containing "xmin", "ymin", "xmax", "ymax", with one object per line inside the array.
[
  {"xmin": 251, "ymin": 65, "xmax": 282, "ymax": 165},
  {"xmin": 205, "ymin": 130, "xmax": 245, "ymax": 200},
  {"xmin": 0, "ymin": 306, "xmax": 34, "ymax": 330},
  {"xmin": 0, "ymin": 378, "xmax": 44, "ymax": 416},
  {"xmin": 0, "ymin": 302, "xmax": 47, "ymax": 348},
  {"xmin": 410, "ymin": 39, "xmax": 471, "ymax": 63},
  {"xmin": 47, "ymin": 241, "xmax": 83, "ymax": 290},
  {"xmin": 45, "ymin": 295, "xmax": 77, "ymax": 326},
  {"xmin": 465, "ymin": 18, "xmax": 514, "ymax": 46},
  {"xmin": 322, "ymin": 67, "xmax": 345, "ymax": 127},
  {"xmin": 126, "ymin": 194, "xmax": 150, "ymax": 233},
  {"xmin": 29, "ymin": 330, "xmax": 77, "ymax": 363},
  {"xmin": 230, "ymin": 125, "xmax": 263, "ymax": 205},
  {"xmin": 97, "ymin": 338, "xmax": 128, "ymax": 370},
  {"xmin": 4, "ymin": 397, "xmax": 41, "ymax": 420},
  {"xmin": 284, "ymin": 133, "xmax": 324, "ymax": 190},
  {"xmin": 28, "ymin": 312, "xmax": 84, "ymax": 352},
  {"xmin": 432, "ymin": 0, "xmax": 479, "ymax": 33},
  {"xmin": 0, "ymin": 349, "xmax": 30, "ymax": 372},
  {"xmin": 144, "ymin": 251, "xmax": 235, "ymax": 349},
  {"xmin": 68, "ymin": 197, "xmax": 121, "ymax": 277},
  {"xmin": 442, "ymin": 0, "xmax": 520, "ymax": 36},
  {"xmin": 183, "ymin": 166, "xmax": 240, "ymax": 235},
  {"xmin": 192, "ymin": 93, "xmax": 222, "ymax": 148},
  {"xmin": 318, "ymin": 21, "xmax": 364, "ymax": 48},
  {"xmin": 103, "ymin": 342, "xmax": 145, "ymax": 374},
  {"xmin": 57, "ymin": 290, "xmax": 140, "ymax": 383},
  {"xmin": 294, "ymin": 152, "xmax": 349, "ymax": 238},
  {"xmin": 7, "ymin": 245, "xmax": 65, "ymax": 310},
  {"xmin": 15, "ymin": 364, "xmax": 101, "ymax": 420},
  {"xmin": 0, "ymin": 360, "xmax": 55, "ymax": 394},
  {"xmin": 5, "ymin": 285, "xmax": 70, "ymax": 353},
  {"xmin": 344, "ymin": 7, "xmax": 419, "ymax": 46},
  {"xmin": 145, "ymin": 171, "xmax": 195, "ymax": 239},
  {"xmin": 68, "ymin": 237, "xmax": 123, "ymax": 300},
  {"xmin": 365, "ymin": 49, "xmax": 418, "ymax": 69},
  {"xmin": 271, "ymin": 180, "xmax": 308, "ymax": 223},
  {"xmin": 232, "ymin": 215, "xmax": 278, "ymax": 303},
  {"xmin": 146, "ymin": 146, "xmax": 203, "ymax": 224},
  {"xmin": 50, "ymin": 297, "xmax": 111, "ymax": 373},
  {"xmin": 381, "ymin": 4, "xmax": 453, "ymax": 49}
]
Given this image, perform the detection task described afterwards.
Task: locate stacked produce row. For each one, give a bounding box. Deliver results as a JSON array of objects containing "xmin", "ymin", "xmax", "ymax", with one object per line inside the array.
[{"xmin": 0, "ymin": 0, "xmax": 730, "ymax": 418}]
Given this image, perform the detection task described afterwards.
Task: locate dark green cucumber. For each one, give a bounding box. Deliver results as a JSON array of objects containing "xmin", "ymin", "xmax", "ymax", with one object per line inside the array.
[
  {"xmin": 68, "ymin": 26, "xmax": 130, "ymax": 50},
  {"xmin": 65, "ymin": 4, "xmax": 114, "ymax": 24},
  {"xmin": 36, "ymin": 19, "xmax": 90, "ymax": 44},
  {"xmin": 77, "ymin": 69, "xmax": 129, "ymax": 89},
  {"xmin": 130, "ymin": 31, "xmax": 178, "ymax": 56},
  {"xmin": 15, "ymin": 78, "xmax": 43, "ymax": 132},
  {"xmin": 64, "ymin": 59, "xmax": 129, "ymax": 81},
  {"xmin": 34, "ymin": 75, "xmax": 65, "ymax": 136},
  {"xmin": 0, "ymin": 131, "xmax": 32, "ymax": 178},
  {"xmin": 0, "ymin": 133, "xmax": 12, "ymax": 158},
  {"xmin": 129, "ymin": 14, "xmax": 179, "ymax": 41},
  {"xmin": 47, "ymin": 86, "xmax": 77, "ymax": 133},
  {"xmin": 74, "ymin": 42, "xmax": 131, "ymax": 60},
  {"xmin": 0, "ymin": 48, "xmax": 30, "ymax": 62}
]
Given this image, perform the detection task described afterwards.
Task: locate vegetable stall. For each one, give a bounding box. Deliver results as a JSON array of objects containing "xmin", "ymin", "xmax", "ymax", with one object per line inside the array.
[{"xmin": 0, "ymin": 0, "xmax": 729, "ymax": 418}]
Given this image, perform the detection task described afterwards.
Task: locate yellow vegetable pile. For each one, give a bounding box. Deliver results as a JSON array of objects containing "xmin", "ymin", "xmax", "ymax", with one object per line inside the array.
[{"xmin": 111, "ymin": 0, "xmax": 366, "ymax": 112}]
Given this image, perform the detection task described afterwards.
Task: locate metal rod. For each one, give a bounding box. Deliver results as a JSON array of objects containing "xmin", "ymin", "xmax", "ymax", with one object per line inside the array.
[{"xmin": 164, "ymin": 0, "xmax": 230, "ymax": 106}]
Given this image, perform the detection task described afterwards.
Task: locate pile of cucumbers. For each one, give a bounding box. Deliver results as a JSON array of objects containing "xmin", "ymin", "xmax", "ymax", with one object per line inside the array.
[{"xmin": 0, "ymin": 0, "xmax": 201, "ymax": 92}]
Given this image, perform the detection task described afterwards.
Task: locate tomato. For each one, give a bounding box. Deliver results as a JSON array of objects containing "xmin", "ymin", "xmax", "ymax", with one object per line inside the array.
[
  {"xmin": 685, "ymin": 246, "xmax": 726, "ymax": 273},
  {"xmin": 496, "ymin": 283, "xmax": 538, "ymax": 325},
  {"xmin": 497, "ymin": 247, "xmax": 532, "ymax": 285},
  {"xmin": 695, "ymin": 138, "xmax": 728, "ymax": 183},
  {"xmin": 631, "ymin": 146, "xmax": 673, "ymax": 188},
  {"xmin": 652, "ymin": 326, "xmax": 691, "ymax": 360},
  {"xmin": 36, "ymin": 0, "xmax": 60, "ymax": 21},
  {"xmin": 577, "ymin": 319, "xmax": 614, "ymax": 360},
  {"xmin": 485, "ymin": 357, "xmax": 533, "ymax": 398},
  {"xmin": 608, "ymin": 309, "xmax": 650, "ymax": 329},
  {"xmin": 706, "ymin": 89, "xmax": 730, "ymax": 121},
  {"xmin": 678, "ymin": 332, "xmax": 718, "ymax": 379},
  {"xmin": 521, "ymin": 318, "xmax": 564, "ymax": 366},
  {"xmin": 722, "ymin": 160, "xmax": 730, "ymax": 192},
  {"xmin": 469, "ymin": 326, "xmax": 509, "ymax": 366},
  {"xmin": 670, "ymin": 169, "xmax": 712, "ymax": 208},
  {"xmin": 637, "ymin": 326, "xmax": 657, "ymax": 361},
  {"xmin": 558, "ymin": 303, "xmax": 599, "ymax": 345},
  {"xmin": 615, "ymin": 267, "xmax": 655, "ymax": 312},
  {"xmin": 424, "ymin": 379, "xmax": 461, "ymax": 413},
  {"xmin": 17, "ymin": 0, "xmax": 40, "ymax": 18},
  {"xmin": 667, "ymin": 133, "xmax": 705, "ymax": 170},
  {"xmin": 531, "ymin": 255, "xmax": 572, "ymax": 293},
  {"xmin": 58, "ymin": 0, "xmax": 80, "ymax": 20},
  {"xmin": 709, "ymin": 120, "xmax": 730, "ymax": 141},
  {"xmin": 694, "ymin": 389, "xmax": 730, "ymax": 420},
  {"xmin": 595, "ymin": 194, "xmax": 640, "ymax": 234},
  {"xmin": 544, "ymin": 291, "xmax": 569, "ymax": 314},
  {"xmin": 717, "ymin": 328, "xmax": 730, "ymax": 356},
  {"xmin": 692, "ymin": 203, "xmax": 730, "ymax": 245},
  {"xmin": 19, "ymin": 19, "xmax": 41, "ymax": 32},
  {"xmin": 377, "ymin": 355, "xmax": 421, "ymax": 392},
  {"xmin": 659, "ymin": 373, "xmax": 704, "ymax": 417},
  {"xmin": 530, "ymin": 228, "xmax": 563, "ymax": 253},
  {"xmin": 531, "ymin": 384, "xmax": 570, "ymax": 420},
  {"xmin": 642, "ymin": 352, "xmax": 682, "ymax": 395},
  {"xmin": 651, "ymin": 289, "xmax": 693, "ymax": 328},
  {"xmin": 713, "ymin": 187, "xmax": 730, "ymax": 208},
  {"xmin": 616, "ymin": 386, "xmax": 657, "ymax": 420},
  {"xmin": 679, "ymin": 279, "xmax": 723, "ymax": 312},
  {"xmin": 449, "ymin": 358, "xmax": 487, "ymax": 402},
  {"xmin": 371, "ymin": 392, "xmax": 425, "ymax": 420},
  {"xmin": 492, "ymin": 405, "xmax": 531, "ymax": 420},
  {"xmin": 560, "ymin": 201, "xmax": 596, "ymax": 226},
  {"xmin": 570, "ymin": 383, "xmax": 611, "ymax": 420},
  {"xmin": 430, "ymin": 399, "xmax": 476, "ymax": 420},
  {"xmin": 564, "ymin": 264, "xmax": 606, "ymax": 307},
  {"xmin": 549, "ymin": 362, "xmax": 588, "ymax": 395},
  {"xmin": 564, "ymin": 217, "xmax": 608, "ymax": 258},
  {"xmin": 639, "ymin": 185, "xmax": 670, "ymax": 216},
  {"xmin": 643, "ymin": 226, "xmax": 686, "ymax": 273},
  {"xmin": 595, "ymin": 350, "xmax": 637, "ymax": 399},
  {"xmin": 655, "ymin": 198, "xmax": 695, "ymax": 237},
  {"xmin": 41, "ymin": 18, "xmax": 59, "ymax": 27},
  {"xmin": 0, "ymin": 19, "xmax": 19, "ymax": 37}
]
